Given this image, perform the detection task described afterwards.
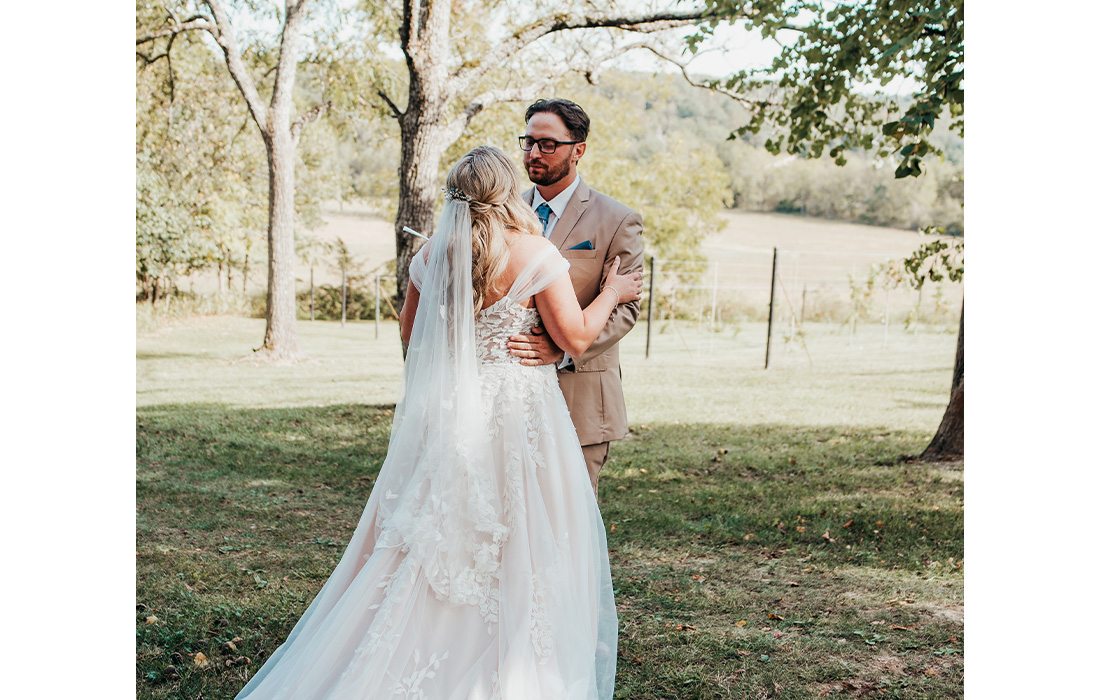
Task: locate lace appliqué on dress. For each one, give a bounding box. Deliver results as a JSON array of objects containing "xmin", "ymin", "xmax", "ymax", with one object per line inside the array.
[
  {"xmin": 391, "ymin": 649, "xmax": 450, "ymax": 699},
  {"xmin": 529, "ymin": 574, "xmax": 554, "ymax": 661}
]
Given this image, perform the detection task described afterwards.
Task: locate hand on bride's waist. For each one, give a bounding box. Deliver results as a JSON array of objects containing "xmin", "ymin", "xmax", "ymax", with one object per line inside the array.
[{"xmin": 506, "ymin": 325, "xmax": 565, "ymax": 367}]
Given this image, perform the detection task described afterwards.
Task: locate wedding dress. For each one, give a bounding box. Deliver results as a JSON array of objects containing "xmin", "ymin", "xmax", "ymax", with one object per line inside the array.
[{"xmin": 235, "ymin": 198, "xmax": 617, "ymax": 699}]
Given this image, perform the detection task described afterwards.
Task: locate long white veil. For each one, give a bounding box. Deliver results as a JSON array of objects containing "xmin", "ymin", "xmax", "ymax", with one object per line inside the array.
[{"xmin": 371, "ymin": 191, "xmax": 508, "ymax": 618}]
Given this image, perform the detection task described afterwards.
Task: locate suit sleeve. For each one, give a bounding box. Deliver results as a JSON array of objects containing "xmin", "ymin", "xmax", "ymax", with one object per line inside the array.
[{"xmin": 577, "ymin": 209, "xmax": 644, "ymax": 365}]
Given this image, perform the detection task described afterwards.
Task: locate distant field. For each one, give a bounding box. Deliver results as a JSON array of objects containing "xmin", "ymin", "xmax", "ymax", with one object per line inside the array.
[
  {"xmin": 183, "ymin": 206, "xmax": 962, "ymax": 316},
  {"xmin": 706, "ymin": 210, "xmax": 958, "ymax": 289},
  {"xmin": 710, "ymin": 210, "xmax": 935, "ymax": 260},
  {"xmin": 184, "ymin": 202, "xmax": 395, "ymax": 296}
]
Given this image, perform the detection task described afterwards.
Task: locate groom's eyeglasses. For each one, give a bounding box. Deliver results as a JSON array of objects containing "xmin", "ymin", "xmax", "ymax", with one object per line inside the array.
[{"xmin": 518, "ymin": 136, "xmax": 583, "ymax": 154}]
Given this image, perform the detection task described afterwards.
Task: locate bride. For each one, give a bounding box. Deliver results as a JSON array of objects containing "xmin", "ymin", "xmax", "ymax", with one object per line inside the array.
[{"xmin": 235, "ymin": 145, "xmax": 642, "ymax": 699}]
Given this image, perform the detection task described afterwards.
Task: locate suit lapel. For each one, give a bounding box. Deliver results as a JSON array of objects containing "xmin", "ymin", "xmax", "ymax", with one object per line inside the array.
[{"xmin": 549, "ymin": 179, "xmax": 590, "ymax": 250}]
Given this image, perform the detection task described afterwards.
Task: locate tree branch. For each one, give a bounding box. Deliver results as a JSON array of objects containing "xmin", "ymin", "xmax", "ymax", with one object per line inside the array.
[
  {"xmin": 291, "ymin": 100, "xmax": 332, "ymax": 142},
  {"xmin": 137, "ymin": 28, "xmax": 180, "ymax": 73},
  {"xmin": 136, "ymin": 17, "xmax": 214, "ymax": 46},
  {"xmin": 165, "ymin": 35, "xmax": 177, "ymax": 105},
  {"xmin": 226, "ymin": 113, "xmax": 253, "ymax": 158},
  {"xmin": 136, "ymin": 12, "xmax": 212, "ymax": 107},
  {"xmin": 203, "ymin": 0, "xmax": 270, "ymax": 134},
  {"xmin": 136, "ymin": 23, "xmax": 194, "ymax": 108},
  {"xmin": 378, "ymin": 89, "xmax": 403, "ymax": 118},
  {"xmin": 443, "ymin": 86, "xmax": 536, "ymax": 143},
  {"xmin": 135, "ymin": 49, "xmax": 168, "ymax": 66},
  {"xmin": 448, "ymin": 8, "xmax": 714, "ymax": 100},
  {"xmin": 444, "ymin": 36, "xmax": 685, "ymax": 142},
  {"xmin": 270, "ymin": 0, "xmax": 313, "ymax": 125},
  {"xmin": 637, "ymin": 45, "xmax": 762, "ymax": 109}
]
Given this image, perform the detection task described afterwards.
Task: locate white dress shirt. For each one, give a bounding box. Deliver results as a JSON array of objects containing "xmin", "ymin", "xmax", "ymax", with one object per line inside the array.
[{"xmin": 531, "ymin": 175, "xmax": 581, "ymax": 239}]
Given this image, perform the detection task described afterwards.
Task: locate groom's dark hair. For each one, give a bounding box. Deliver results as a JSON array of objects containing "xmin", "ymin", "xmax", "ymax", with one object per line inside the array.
[{"xmin": 525, "ymin": 99, "xmax": 590, "ymax": 142}]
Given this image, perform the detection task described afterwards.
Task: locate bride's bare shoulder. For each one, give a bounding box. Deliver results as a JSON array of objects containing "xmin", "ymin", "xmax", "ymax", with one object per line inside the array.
[{"xmin": 504, "ymin": 230, "xmax": 554, "ymax": 262}]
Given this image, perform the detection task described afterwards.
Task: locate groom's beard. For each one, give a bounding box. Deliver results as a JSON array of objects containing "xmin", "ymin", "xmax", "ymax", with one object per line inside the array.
[{"xmin": 525, "ymin": 157, "xmax": 571, "ymax": 187}]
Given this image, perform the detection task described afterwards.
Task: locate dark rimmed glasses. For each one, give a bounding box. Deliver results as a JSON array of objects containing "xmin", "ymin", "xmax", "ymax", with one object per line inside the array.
[{"xmin": 518, "ymin": 135, "xmax": 583, "ymax": 154}]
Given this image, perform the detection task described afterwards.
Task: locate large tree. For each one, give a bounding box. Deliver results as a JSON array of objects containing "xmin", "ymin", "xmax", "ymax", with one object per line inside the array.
[
  {"xmin": 690, "ymin": 0, "xmax": 964, "ymax": 459},
  {"xmin": 137, "ymin": 0, "xmax": 330, "ymax": 359},
  {"xmin": 367, "ymin": 1, "xmax": 736, "ymax": 312},
  {"xmin": 136, "ymin": 15, "xmax": 271, "ymax": 306}
]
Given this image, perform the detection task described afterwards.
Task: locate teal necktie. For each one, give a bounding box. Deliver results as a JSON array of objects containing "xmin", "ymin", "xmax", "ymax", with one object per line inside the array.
[{"xmin": 535, "ymin": 202, "xmax": 552, "ymax": 236}]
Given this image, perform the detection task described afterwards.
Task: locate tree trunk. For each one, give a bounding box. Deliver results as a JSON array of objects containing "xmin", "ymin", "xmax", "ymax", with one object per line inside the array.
[
  {"xmin": 259, "ymin": 129, "xmax": 300, "ymax": 358},
  {"xmin": 393, "ymin": 2, "xmax": 453, "ymax": 313},
  {"xmin": 920, "ymin": 303, "xmax": 963, "ymax": 460},
  {"xmin": 385, "ymin": 2, "xmax": 705, "ymax": 318},
  {"xmin": 198, "ymin": 0, "xmax": 308, "ymax": 359},
  {"xmin": 394, "ymin": 108, "xmax": 448, "ymax": 312}
]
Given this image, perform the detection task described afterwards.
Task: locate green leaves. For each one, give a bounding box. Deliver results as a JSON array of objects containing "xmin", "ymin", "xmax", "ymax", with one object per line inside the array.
[
  {"xmin": 894, "ymin": 159, "xmax": 921, "ymax": 179},
  {"xmin": 698, "ymin": 0, "xmax": 963, "ymax": 180},
  {"xmin": 902, "ymin": 236, "xmax": 964, "ymax": 289}
]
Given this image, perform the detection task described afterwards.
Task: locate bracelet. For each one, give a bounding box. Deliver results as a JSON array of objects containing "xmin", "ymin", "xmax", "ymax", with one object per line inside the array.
[{"xmin": 601, "ymin": 285, "xmax": 620, "ymax": 303}]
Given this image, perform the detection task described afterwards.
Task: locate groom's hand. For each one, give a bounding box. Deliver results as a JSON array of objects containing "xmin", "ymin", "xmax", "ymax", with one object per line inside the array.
[{"xmin": 507, "ymin": 326, "xmax": 564, "ymax": 367}]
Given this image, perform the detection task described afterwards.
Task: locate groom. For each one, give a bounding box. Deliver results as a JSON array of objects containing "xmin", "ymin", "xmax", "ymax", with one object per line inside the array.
[{"xmin": 507, "ymin": 98, "xmax": 644, "ymax": 500}]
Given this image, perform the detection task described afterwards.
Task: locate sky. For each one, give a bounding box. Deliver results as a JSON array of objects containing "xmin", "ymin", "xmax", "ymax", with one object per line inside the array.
[
  {"xmin": 614, "ymin": 21, "xmax": 923, "ymax": 96},
  {"xmin": 612, "ymin": 21, "xmax": 784, "ymax": 79}
]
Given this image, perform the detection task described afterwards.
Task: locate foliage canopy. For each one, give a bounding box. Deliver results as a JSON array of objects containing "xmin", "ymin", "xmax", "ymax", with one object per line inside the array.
[{"xmin": 692, "ymin": 0, "xmax": 963, "ymax": 179}]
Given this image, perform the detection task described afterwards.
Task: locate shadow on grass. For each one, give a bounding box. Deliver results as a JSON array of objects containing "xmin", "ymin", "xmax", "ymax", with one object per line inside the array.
[
  {"xmin": 137, "ymin": 351, "xmax": 220, "ymax": 361},
  {"xmin": 137, "ymin": 403, "xmax": 963, "ymax": 699},
  {"xmin": 849, "ymin": 366, "xmax": 954, "ymax": 378},
  {"xmin": 138, "ymin": 402, "xmax": 396, "ymax": 486}
]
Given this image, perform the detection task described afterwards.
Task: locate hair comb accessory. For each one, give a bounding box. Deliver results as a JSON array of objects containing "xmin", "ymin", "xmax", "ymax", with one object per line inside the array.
[{"xmin": 443, "ymin": 186, "xmax": 472, "ymax": 202}]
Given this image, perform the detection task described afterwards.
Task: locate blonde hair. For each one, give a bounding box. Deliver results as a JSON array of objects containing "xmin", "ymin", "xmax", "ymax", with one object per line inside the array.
[{"xmin": 445, "ymin": 145, "xmax": 543, "ymax": 313}]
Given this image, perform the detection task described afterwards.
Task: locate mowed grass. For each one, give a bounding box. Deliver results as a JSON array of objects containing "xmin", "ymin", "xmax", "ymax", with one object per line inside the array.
[
  {"xmin": 137, "ymin": 315, "xmax": 962, "ymax": 698},
  {"xmin": 138, "ymin": 316, "xmax": 957, "ymax": 431}
]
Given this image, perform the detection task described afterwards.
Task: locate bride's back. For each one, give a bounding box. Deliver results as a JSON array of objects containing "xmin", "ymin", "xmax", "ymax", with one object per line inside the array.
[
  {"xmin": 472, "ymin": 231, "xmax": 569, "ymax": 366},
  {"xmin": 480, "ymin": 231, "xmax": 555, "ymax": 311}
]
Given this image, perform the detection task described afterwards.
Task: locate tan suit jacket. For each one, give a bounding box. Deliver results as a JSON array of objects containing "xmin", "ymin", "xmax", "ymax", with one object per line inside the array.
[{"xmin": 523, "ymin": 178, "xmax": 644, "ymax": 446}]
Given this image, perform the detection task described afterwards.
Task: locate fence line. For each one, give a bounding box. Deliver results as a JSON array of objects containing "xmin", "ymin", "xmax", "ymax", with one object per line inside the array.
[
  {"xmin": 308, "ymin": 249, "xmax": 961, "ymax": 368},
  {"xmin": 686, "ymin": 247, "xmax": 916, "ymax": 258},
  {"xmin": 641, "ymin": 248, "xmax": 962, "ymax": 366}
]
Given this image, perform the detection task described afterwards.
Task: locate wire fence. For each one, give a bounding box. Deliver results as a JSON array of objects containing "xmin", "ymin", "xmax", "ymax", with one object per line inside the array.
[
  {"xmin": 300, "ymin": 245, "xmax": 963, "ymax": 367},
  {"xmin": 641, "ymin": 245, "xmax": 962, "ymax": 367}
]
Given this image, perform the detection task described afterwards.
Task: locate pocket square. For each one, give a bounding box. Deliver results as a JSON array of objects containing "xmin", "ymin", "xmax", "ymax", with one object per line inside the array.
[{"xmin": 567, "ymin": 240, "xmax": 595, "ymax": 250}]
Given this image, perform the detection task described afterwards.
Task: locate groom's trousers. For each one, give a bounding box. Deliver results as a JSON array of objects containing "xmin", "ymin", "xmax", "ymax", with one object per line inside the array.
[{"xmin": 581, "ymin": 442, "xmax": 610, "ymax": 500}]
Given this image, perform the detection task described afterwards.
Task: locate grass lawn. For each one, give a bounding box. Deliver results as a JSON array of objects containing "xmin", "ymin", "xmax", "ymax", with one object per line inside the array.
[
  {"xmin": 138, "ymin": 317, "xmax": 957, "ymax": 431},
  {"xmin": 137, "ymin": 316, "xmax": 962, "ymax": 698}
]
